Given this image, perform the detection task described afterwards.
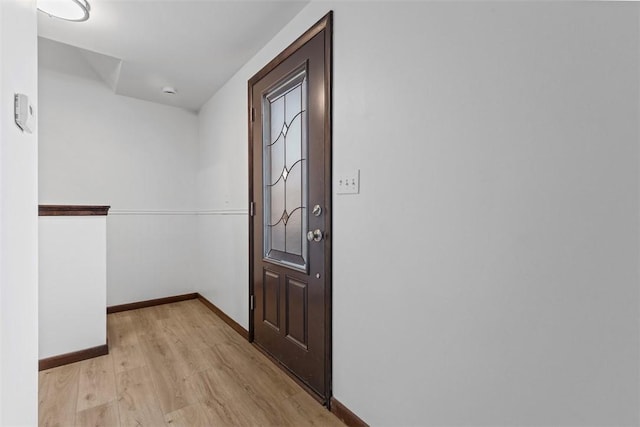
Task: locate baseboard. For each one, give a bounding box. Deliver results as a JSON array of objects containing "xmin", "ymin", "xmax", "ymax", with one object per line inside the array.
[
  {"xmin": 107, "ymin": 293, "xmax": 198, "ymax": 313},
  {"xmin": 39, "ymin": 343, "xmax": 109, "ymax": 371},
  {"xmin": 330, "ymin": 397, "xmax": 368, "ymax": 427},
  {"xmin": 105, "ymin": 292, "xmax": 248, "ymax": 340},
  {"xmin": 196, "ymin": 293, "xmax": 249, "ymax": 340}
]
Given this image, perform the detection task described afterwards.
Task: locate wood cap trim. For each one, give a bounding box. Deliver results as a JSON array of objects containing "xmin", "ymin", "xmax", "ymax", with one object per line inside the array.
[{"xmin": 39, "ymin": 205, "xmax": 111, "ymax": 216}]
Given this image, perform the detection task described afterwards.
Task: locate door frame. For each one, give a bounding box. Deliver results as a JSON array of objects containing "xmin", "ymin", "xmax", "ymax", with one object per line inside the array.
[{"xmin": 247, "ymin": 11, "xmax": 333, "ymax": 403}]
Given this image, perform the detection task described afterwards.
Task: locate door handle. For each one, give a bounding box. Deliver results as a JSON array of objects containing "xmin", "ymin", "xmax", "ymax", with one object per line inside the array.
[{"xmin": 307, "ymin": 229, "xmax": 323, "ymax": 242}]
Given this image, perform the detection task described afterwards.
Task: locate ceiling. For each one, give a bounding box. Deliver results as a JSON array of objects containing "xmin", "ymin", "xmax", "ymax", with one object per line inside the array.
[{"xmin": 38, "ymin": 0, "xmax": 309, "ymax": 112}]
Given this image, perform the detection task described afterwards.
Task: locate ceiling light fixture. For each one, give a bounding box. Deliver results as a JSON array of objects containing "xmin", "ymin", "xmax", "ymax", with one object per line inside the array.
[
  {"xmin": 38, "ymin": 0, "xmax": 91, "ymax": 22},
  {"xmin": 162, "ymin": 87, "xmax": 177, "ymax": 95}
]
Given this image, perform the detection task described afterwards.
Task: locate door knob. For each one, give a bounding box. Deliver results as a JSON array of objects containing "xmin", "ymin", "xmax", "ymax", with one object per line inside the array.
[{"xmin": 307, "ymin": 229, "xmax": 323, "ymax": 242}]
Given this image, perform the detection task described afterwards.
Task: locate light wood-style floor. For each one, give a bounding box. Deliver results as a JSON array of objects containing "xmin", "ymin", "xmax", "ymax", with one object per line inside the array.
[{"xmin": 39, "ymin": 299, "xmax": 344, "ymax": 426}]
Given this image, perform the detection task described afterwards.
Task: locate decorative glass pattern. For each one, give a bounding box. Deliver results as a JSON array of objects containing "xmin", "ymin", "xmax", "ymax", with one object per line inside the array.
[{"xmin": 263, "ymin": 68, "xmax": 308, "ymax": 269}]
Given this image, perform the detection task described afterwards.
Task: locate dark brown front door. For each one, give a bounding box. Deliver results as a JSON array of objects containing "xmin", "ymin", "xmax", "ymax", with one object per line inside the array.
[{"xmin": 248, "ymin": 13, "xmax": 332, "ymax": 402}]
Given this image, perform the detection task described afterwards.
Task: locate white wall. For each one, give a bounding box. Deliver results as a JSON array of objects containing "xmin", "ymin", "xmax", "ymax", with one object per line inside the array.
[
  {"xmin": 197, "ymin": 86, "xmax": 249, "ymax": 328},
  {"xmin": 0, "ymin": 0, "xmax": 39, "ymax": 424},
  {"xmin": 1, "ymin": 2, "xmax": 5, "ymax": 420},
  {"xmin": 197, "ymin": 2, "xmax": 640, "ymax": 425},
  {"xmin": 39, "ymin": 216, "xmax": 107, "ymax": 358},
  {"xmin": 39, "ymin": 38, "xmax": 200, "ymax": 306}
]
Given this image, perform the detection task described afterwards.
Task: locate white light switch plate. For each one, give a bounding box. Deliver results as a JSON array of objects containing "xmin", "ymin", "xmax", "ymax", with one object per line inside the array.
[{"xmin": 337, "ymin": 169, "xmax": 360, "ymax": 195}]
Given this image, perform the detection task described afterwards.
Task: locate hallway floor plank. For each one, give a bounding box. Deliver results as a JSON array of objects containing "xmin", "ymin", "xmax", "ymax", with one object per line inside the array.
[{"xmin": 39, "ymin": 299, "xmax": 343, "ymax": 427}]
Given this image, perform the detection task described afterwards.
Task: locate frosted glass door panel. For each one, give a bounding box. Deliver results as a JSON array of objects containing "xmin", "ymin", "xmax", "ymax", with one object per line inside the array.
[{"xmin": 263, "ymin": 67, "xmax": 308, "ymax": 270}]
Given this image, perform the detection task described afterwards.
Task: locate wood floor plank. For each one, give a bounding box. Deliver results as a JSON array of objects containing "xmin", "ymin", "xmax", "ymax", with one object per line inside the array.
[
  {"xmin": 137, "ymin": 336, "xmax": 200, "ymax": 414},
  {"xmin": 39, "ymin": 299, "xmax": 344, "ymax": 427},
  {"xmin": 108, "ymin": 315, "xmax": 146, "ymax": 374},
  {"xmin": 189, "ymin": 367, "xmax": 265, "ymax": 426},
  {"xmin": 172, "ymin": 301, "xmax": 230, "ymax": 349},
  {"xmin": 211, "ymin": 339, "xmax": 299, "ymax": 400},
  {"xmin": 157, "ymin": 305, "xmax": 213, "ymax": 356},
  {"xmin": 127, "ymin": 308, "xmax": 164, "ymax": 343},
  {"xmin": 115, "ymin": 366, "xmax": 166, "ymax": 427},
  {"xmin": 76, "ymin": 354, "xmax": 117, "ymax": 412},
  {"xmin": 75, "ymin": 401, "xmax": 119, "ymax": 427},
  {"xmin": 199, "ymin": 344, "xmax": 299, "ymax": 426},
  {"xmin": 166, "ymin": 335, "xmax": 211, "ymax": 377},
  {"xmin": 39, "ymin": 362, "xmax": 81, "ymax": 427},
  {"xmin": 286, "ymin": 391, "xmax": 345, "ymax": 426},
  {"xmin": 110, "ymin": 339, "xmax": 146, "ymax": 375},
  {"xmin": 163, "ymin": 402, "xmax": 219, "ymax": 427},
  {"xmin": 149, "ymin": 303, "xmax": 172, "ymax": 320}
]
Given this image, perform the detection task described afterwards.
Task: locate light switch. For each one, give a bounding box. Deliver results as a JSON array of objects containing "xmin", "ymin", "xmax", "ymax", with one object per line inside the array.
[{"xmin": 337, "ymin": 169, "xmax": 360, "ymax": 195}]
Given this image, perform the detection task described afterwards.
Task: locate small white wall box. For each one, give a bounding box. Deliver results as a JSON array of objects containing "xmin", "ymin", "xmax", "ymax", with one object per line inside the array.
[{"xmin": 14, "ymin": 93, "xmax": 35, "ymax": 133}]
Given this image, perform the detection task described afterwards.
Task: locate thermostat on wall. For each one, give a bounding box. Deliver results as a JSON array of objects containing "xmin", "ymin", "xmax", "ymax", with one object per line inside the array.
[{"xmin": 14, "ymin": 93, "xmax": 35, "ymax": 134}]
